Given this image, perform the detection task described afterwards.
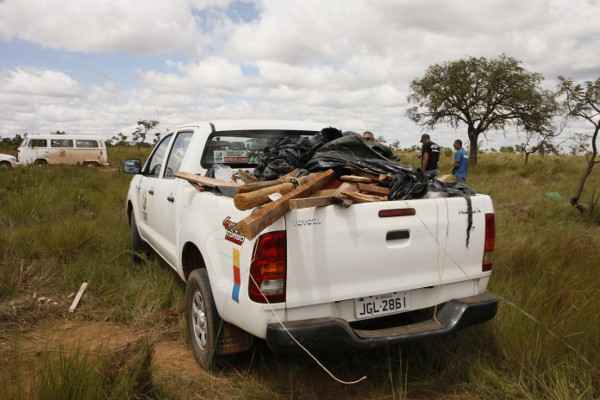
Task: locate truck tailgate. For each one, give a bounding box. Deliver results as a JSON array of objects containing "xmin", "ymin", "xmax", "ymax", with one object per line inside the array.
[{"xmin": 285, "ymin": 195, "xmax": 493, "ymax": 309}]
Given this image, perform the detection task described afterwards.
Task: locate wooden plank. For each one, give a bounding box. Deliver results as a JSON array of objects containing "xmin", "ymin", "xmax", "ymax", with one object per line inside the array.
[
  {"xmin": 289, "ymin": 182, "xmax": 358, "ymax": 210},
  {"xmin": 341, "ymin": 190, "xmax": 386, "ymax": 203},
  {"xmin": 234, "ymin": 175, "xmax": 311, "ymax": 210},
  {"xmin": 289, "ymin": 195, "xmax": 336, "ymax": 209},
  {"xmin": 69, "ymin": 282, "xmax": 88, "ymax": 313},
  {"xmin": 357, "ymin": 183, "xmax": 390, "ymax": 196},
  {"xmin": 236, "ymin": 177, "xmax": 286, "ymax": 193},
  {"xmin": 175, "ymin": 172, "xmax": 240, "ymax": 189},
  {"xmin": 233, "ymin": 170, "xmax": 258, "ymax": 183},
  {"xmin": 340, "ymin": 175, "xmax": 377, "ymax": 183},
  {"xmin": 235, "ymin": 170, "xmax": 336, "ymax": 239}
]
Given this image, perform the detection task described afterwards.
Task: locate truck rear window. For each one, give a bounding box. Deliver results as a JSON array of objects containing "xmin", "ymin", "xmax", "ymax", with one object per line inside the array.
[{"xmin": 201, "ymin": 130, "xmax": 316, "ymax": 168}]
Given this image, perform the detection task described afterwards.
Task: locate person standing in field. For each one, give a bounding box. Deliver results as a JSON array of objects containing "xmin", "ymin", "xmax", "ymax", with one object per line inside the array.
[
  {"xmin": 419, "ymin": 133, "xmax": 440, "ymax": 177},
  {"xmin": 452, "ymin": 139, "xmax": 468, "ymax": 182}
]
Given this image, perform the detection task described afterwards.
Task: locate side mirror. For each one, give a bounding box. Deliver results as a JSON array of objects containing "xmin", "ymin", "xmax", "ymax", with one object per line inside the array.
[{"xmin": 122, "ymin": 159, "xmax": 142, "ymax": 175}]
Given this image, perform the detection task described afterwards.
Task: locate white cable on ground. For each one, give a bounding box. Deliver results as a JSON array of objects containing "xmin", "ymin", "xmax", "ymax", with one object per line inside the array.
[{"xmin": 249, "ymin": 274, "xmax": 367, "ymax": 385}]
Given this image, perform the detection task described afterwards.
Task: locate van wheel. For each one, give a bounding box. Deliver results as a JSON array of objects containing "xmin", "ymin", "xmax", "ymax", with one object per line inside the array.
[
  {"xmin": 34, "ymin": 159, "xmax": 47, "ymax": 166},
  {"xmin": 185, "ymin": 269, "xmax": 221, "ymax": 371},
  {"xmin": 130, "ymin": 212, "xmax": 148, "ymax": 264},
  {"xmin": 84, "ymin": 161, "xmax": 100, "ymax": 168},
  {"xmin": 0, "ymin": 161, "xmax": 11, "ymax": 169}
]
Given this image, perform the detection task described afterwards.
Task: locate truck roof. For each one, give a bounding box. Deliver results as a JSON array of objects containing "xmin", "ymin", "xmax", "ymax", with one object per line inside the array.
[{"xmin": 174, "ymin": 119, "xmax": 328, "ymax": 133}]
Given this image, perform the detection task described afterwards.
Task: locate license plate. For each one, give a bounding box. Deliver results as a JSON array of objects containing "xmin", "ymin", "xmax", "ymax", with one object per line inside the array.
[{"xmin": 354, "ymin": 291, "xmax": 409, "ymax": 319}]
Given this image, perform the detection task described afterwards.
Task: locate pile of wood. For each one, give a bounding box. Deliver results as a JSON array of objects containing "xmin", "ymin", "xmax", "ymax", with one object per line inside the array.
[{"xmin": 175, "ymin": 169, "xmax": 393, "ymax": 240}]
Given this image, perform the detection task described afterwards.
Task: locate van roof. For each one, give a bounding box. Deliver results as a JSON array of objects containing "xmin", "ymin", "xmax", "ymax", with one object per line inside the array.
[{"xmin": 26, "ymin": 134, "xmax": 106, "ymax": 141}]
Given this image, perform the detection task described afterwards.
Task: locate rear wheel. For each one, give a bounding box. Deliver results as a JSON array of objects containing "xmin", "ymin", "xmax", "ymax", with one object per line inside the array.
[
  {"xmin": 130, "ymin": 212, "xmax": 148, "ymax": 264},
  {"xmin": 34, "ymin": 159, "xmax": 47, "ymax": 166},
  {"xmin": 0, "ymin": 161, "xmax": 11, "ymax": 169},
  {"xmin": 185, "ymin": 269, "xmax": 222, "ymax": 371}
]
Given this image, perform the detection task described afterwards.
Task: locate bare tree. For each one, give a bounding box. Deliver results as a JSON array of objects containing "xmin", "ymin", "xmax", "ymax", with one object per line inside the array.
[{"xmin": 558, "ymin": 77, "xmax": 600, "ymax": 213}]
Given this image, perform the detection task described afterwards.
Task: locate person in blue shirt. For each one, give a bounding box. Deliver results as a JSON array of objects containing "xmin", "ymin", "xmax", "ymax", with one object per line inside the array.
[{"xmin": 452, "ymin": 139, "xmax": 468, "ymax": 182}]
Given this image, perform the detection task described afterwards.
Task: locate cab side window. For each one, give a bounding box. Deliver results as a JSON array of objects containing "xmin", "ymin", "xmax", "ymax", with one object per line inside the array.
[
  {"xmin": 145, "ymin": 134, "xmax": 172, "ymax": 177},
  {"xmin": 164, "ymin": 132, "xmax": 193, "ymax": 179}
]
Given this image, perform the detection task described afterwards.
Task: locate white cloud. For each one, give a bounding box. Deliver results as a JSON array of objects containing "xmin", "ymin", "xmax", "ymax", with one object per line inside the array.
[
  {"xmin": 2, "ymin": 0, "xmax": 600, "ymax": 150},
  {"xmin": 0, "ymin": 0, "xmax": 235, "ymax": 54}
]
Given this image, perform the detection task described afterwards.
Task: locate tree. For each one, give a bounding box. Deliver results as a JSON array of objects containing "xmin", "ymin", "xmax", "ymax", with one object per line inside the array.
[
  {"xmin": 153, "ymin": 132, "xmax": 162, "ymax": 144},
  {"xmin": 558, "ymin": 76, "xmax": 600, "ymax": 213},
  {"xmin": 407, "ymin": 55, "xmax": 556, "ymax": 165},
  {"xmin": 133, "ymin": 120, "xmax": 159, "ymax": 144}
]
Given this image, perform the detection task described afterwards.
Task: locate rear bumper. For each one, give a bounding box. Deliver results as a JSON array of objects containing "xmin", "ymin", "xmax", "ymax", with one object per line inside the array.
[{"xmin": 266, "ymin": 292, "xmax": 497, "ymax": 352}]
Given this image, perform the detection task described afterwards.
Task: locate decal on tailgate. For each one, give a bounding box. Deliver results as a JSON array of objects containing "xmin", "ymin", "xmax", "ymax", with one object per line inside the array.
[{"xmin": 232, "ymin": 248, "xmax": 241, "ymax": 303}]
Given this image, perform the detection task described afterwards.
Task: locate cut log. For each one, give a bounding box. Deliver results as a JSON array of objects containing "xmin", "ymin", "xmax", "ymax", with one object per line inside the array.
[
  {"xmin": 357, "ymin": 183, "xmax": 390, "ymax": 196},
  {"xmin": 234, "ymin": 175, "xmax": 311, "ymax": 210},
  {"xmin": 289, "ymin": 182, "xmax": 358, "ymax": 210},
  {"xmin": 235, "ymin": 170, "xmax": 336, "ymax": 239},
  {"xmin": 340, "ymin": 175, "xmax": 377, "ymax": 183},
  {"xmin": 175, "ymin": 172, "xmax": 240, "ymax": 189}
]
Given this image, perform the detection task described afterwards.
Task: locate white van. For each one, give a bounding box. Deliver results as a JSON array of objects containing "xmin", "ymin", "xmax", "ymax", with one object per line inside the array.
[{"xmin": 17, "ymin": 135, "xmax": 109, "ymax": 166}]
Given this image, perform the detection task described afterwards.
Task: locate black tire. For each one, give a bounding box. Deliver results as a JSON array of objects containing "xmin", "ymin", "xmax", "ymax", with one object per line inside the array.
[
  {"xmin": 0, "ymin": 161, "xmax": 11, "ymax": 169},
  {"xmin": 130, "ymin": 212, "xmax": 148, "ymax": 264},
  {"xmin": 185, "ymin": 269, "xmax": 222, "ymax": 371},
  {"xmin": 34, "ymin": 159, "xmax": 47, "ymax": 166}
]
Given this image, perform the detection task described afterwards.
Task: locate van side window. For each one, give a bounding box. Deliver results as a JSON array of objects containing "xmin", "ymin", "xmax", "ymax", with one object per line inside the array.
[
  {"xmin": 51, "ymin": 139, "xmax": 74, "ymax": 148},
  {"xmin": 145, "ymin": 134, "xmax": 172, "ymax": 177},
  {"xmin": 164, "ymin": 132, "xmax": 193, "ymax": 179},
  {"xmin": 75, "ymin": 140, "xmax": 99, "ymax": 148},
  {"xmin": 29, "ymin": 139, "xmax": 47, "ymax": 147}
]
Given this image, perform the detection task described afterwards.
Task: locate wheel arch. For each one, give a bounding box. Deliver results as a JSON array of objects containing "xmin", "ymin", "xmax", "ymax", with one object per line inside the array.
[{"xmin": 182, "ymin": 241, "xmax": 207, "ymax": 280}]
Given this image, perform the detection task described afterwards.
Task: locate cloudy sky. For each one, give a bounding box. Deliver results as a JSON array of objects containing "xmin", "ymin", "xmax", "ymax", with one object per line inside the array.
[{"xmin": 1, "ymin": 0, "xmax": 599, "ymax": 147}]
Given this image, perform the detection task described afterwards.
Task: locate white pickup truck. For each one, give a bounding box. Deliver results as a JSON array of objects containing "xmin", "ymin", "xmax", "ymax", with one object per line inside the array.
[{"xmin": 124, "ymin": 120, "xmax": 497, "ymax": 370}]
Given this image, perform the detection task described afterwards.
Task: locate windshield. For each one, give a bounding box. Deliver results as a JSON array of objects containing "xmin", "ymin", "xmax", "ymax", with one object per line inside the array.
[{"xmin": 201, "ymin": 130, "xmax": 317, "ymax": 168}]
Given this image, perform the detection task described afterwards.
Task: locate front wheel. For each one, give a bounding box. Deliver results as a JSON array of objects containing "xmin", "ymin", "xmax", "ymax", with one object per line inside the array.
[
  {"xmin": 185, "ymin": 269, "xmax": 222, "ymax": 371},
  {"xmin": 0, "ymin": 161, "xmax": 11, "ymax": 169}
]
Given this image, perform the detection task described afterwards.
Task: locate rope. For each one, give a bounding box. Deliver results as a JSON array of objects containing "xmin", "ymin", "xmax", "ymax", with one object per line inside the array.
[
  {"xmin": 249, "ymin": 274, "xmax": 367, "ymax": 385},
  {"xmin": 403, "ymin": 199, "xmax": 594, "ymax": 371}
]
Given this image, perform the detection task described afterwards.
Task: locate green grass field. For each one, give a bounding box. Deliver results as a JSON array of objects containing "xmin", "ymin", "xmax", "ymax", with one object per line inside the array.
[{"xmin": 1, "ymin": 144, "xmax": 599, "ymax": 399}]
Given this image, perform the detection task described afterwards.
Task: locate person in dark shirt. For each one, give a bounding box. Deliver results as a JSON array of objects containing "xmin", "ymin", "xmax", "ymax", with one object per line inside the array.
[{"xmin": 419, "ymin": 133, "xmax": 440, "ymax": 176}]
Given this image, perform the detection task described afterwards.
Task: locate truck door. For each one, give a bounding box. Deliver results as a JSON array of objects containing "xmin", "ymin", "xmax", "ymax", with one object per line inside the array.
[
  {"xmin": 135, "ymin": 134, "xmax": 173, "ymax": 247},
  {"xmin": 151, "ymin": 131, "xmax": 193, "ymax": 266}
]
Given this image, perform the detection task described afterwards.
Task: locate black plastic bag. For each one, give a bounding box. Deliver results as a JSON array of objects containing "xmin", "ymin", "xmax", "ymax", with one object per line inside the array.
[
  {"xmin": 253, "ymin": 127, "xmax": 342, "ymax": 180},
  {"xmin": 305, "ymin": 133, "xmax": 412, "ymax": 176}
]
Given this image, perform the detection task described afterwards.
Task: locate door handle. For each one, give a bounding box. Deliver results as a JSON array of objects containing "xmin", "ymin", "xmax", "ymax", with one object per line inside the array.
[
  {"xmin": 148, "ymin": 189, "xmax": 154, "ymax": 195},
  {"xmin": 167, "ymin": 195, "xmax": 175, "ymax": 203}
]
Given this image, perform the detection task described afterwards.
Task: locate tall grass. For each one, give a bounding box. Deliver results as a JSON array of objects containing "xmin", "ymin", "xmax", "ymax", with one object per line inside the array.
[{"xmin": 1, "ymin": 147, "xmax": 599, "ymax": 399}]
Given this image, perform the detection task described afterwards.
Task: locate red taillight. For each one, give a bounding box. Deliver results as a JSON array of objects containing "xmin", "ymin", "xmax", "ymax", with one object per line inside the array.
[
  {"xmin": 483, "ymin": 213, "xmax": 495, "ymax": 271},
  {"xmin": 249, "ymin": 231, "xmax": 286, "ymax": 303}
]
